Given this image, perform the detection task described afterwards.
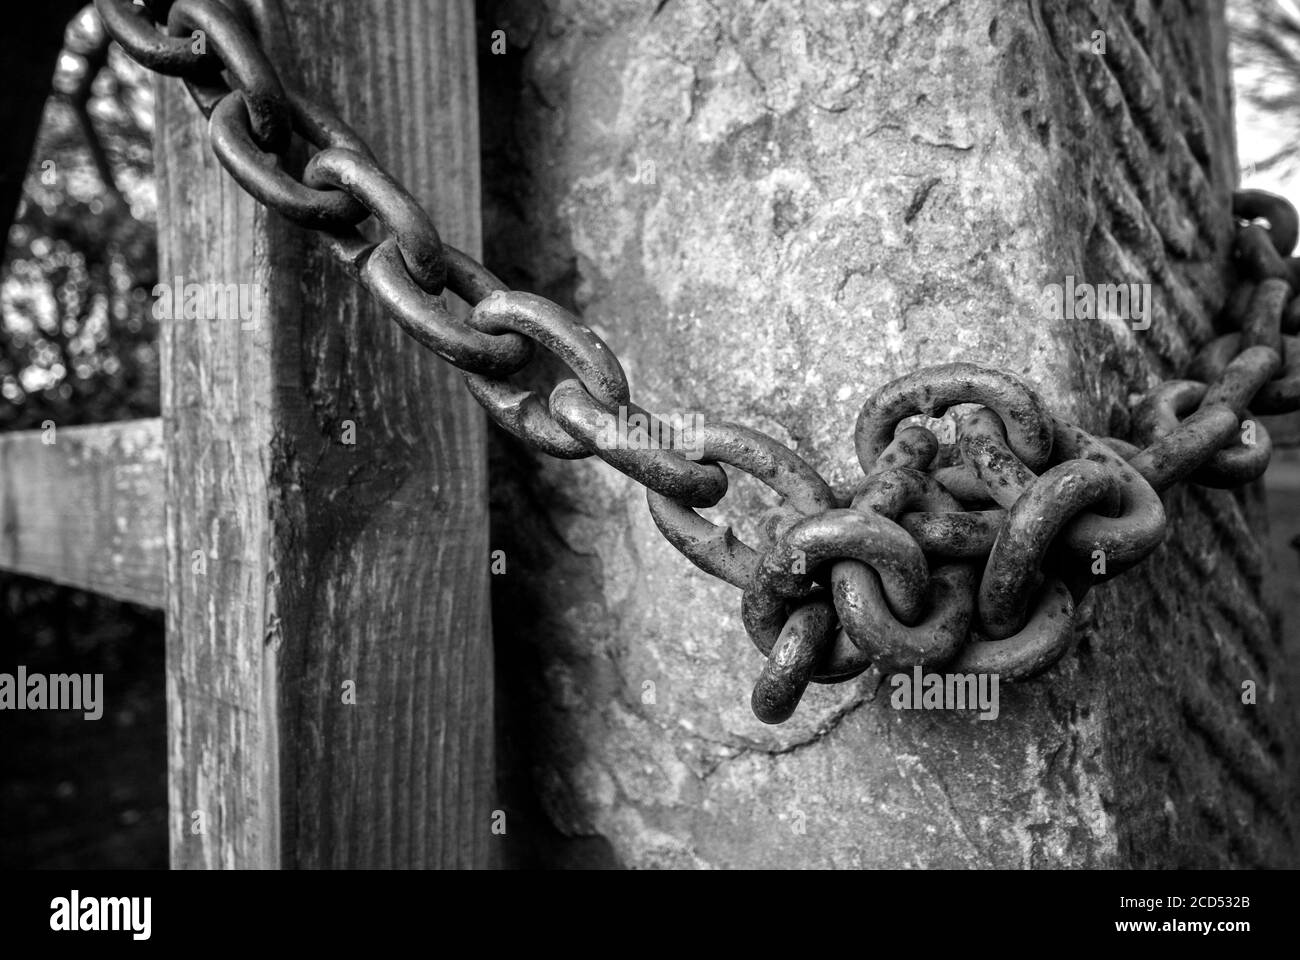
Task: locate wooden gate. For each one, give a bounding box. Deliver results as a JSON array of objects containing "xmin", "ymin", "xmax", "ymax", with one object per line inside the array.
[{"xmin": 1, "ymin": 0, "xmax": 493, "ymax": 869}]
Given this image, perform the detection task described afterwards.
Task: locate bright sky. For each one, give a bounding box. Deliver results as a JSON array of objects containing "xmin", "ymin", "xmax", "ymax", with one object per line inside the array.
[{"xmin": 1234, "ymin": 0, "xmax": 1300, "ymax": 198}]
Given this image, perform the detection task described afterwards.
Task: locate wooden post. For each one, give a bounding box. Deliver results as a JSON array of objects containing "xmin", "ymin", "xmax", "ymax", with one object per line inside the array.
[{"xmin": 156, "ymin": 0, "xmax": 491, "ymax": 868}]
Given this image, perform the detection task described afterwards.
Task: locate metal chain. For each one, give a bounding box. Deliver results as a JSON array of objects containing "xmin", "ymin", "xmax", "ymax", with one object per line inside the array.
[{"xmin": 98, "ymin": 0, "xmax": 1300, "ymax": 724}]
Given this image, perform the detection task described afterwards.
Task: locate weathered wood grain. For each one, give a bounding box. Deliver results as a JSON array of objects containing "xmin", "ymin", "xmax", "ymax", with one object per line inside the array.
[
  {"xmin": 0, "ymin": 418, "xmax": 163, "ymax": 607},
  {"xmin": 158, "ymin": 0, "xmax": 491, "ymax": 868}
]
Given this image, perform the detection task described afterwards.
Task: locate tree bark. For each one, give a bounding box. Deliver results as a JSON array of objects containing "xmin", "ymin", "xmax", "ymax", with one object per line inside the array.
[{"xmin": 481, "ymin": 0, "xmax": 1298, "ymax": 868}]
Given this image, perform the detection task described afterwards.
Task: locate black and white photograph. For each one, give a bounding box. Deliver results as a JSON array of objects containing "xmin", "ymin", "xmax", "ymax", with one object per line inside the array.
[{"xmin": 0, "ymin": 0, "xmax": 1296, "ymax": 936}]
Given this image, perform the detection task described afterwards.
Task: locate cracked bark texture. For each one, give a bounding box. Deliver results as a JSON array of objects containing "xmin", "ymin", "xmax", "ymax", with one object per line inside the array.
[{"xmin": 480, "ymin": 0, "xmax": 1299, "ymax": 868}]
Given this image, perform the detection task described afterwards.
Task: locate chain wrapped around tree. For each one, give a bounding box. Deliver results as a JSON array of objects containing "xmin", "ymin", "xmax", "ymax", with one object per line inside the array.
[{"xmin": 94, "ymin": 0, "xmax": 1300, "ymax": 723}]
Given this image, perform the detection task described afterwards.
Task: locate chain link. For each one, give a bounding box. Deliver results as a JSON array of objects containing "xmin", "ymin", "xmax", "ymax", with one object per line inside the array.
[
  {"xmin": 208, "ymin": 90, "xmax": 373, "ymax": 230},
  {"xmin": 98, "ymin": 0, "xmax": 1300, "ymax": 724}
]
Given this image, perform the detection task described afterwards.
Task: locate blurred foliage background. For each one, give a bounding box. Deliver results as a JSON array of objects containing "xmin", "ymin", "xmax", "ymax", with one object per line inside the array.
[
  {"xmin": 3, "ymin": 8, "xmax": 157, "ymax": 430},
  {"xmin": 1231, "ymin": 0, "xmax": 1300, "ymax": 198}
]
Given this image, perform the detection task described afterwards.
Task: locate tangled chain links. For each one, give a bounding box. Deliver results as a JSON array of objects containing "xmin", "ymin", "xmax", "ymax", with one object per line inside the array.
[{"xmin": 101, "ymin": 0, "xmax": 1300, "ymax": 724}]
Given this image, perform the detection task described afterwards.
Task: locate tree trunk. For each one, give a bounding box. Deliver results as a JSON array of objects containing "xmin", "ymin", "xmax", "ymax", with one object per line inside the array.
[{"xmin": 481, "ymin": 0, "xmax": 1298, "ymax": 868}]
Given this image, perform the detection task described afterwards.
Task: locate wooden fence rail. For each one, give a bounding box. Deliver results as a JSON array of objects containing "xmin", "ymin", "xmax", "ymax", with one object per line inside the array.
[{"xmin": 0, "ymin": 418, "xmax": 163, "ymax": 606}]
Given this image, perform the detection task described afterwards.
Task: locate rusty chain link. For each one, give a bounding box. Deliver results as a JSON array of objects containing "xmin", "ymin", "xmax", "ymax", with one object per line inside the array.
[{"xmin": 98, "ymin": 0, "xmax": 1300, "ymax": 724}]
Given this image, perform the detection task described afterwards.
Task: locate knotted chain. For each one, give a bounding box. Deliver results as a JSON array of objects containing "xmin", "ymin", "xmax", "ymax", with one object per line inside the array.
[{"xmin": 98, "ymin": 0, "xmax": 1300, "ymax": 723}]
